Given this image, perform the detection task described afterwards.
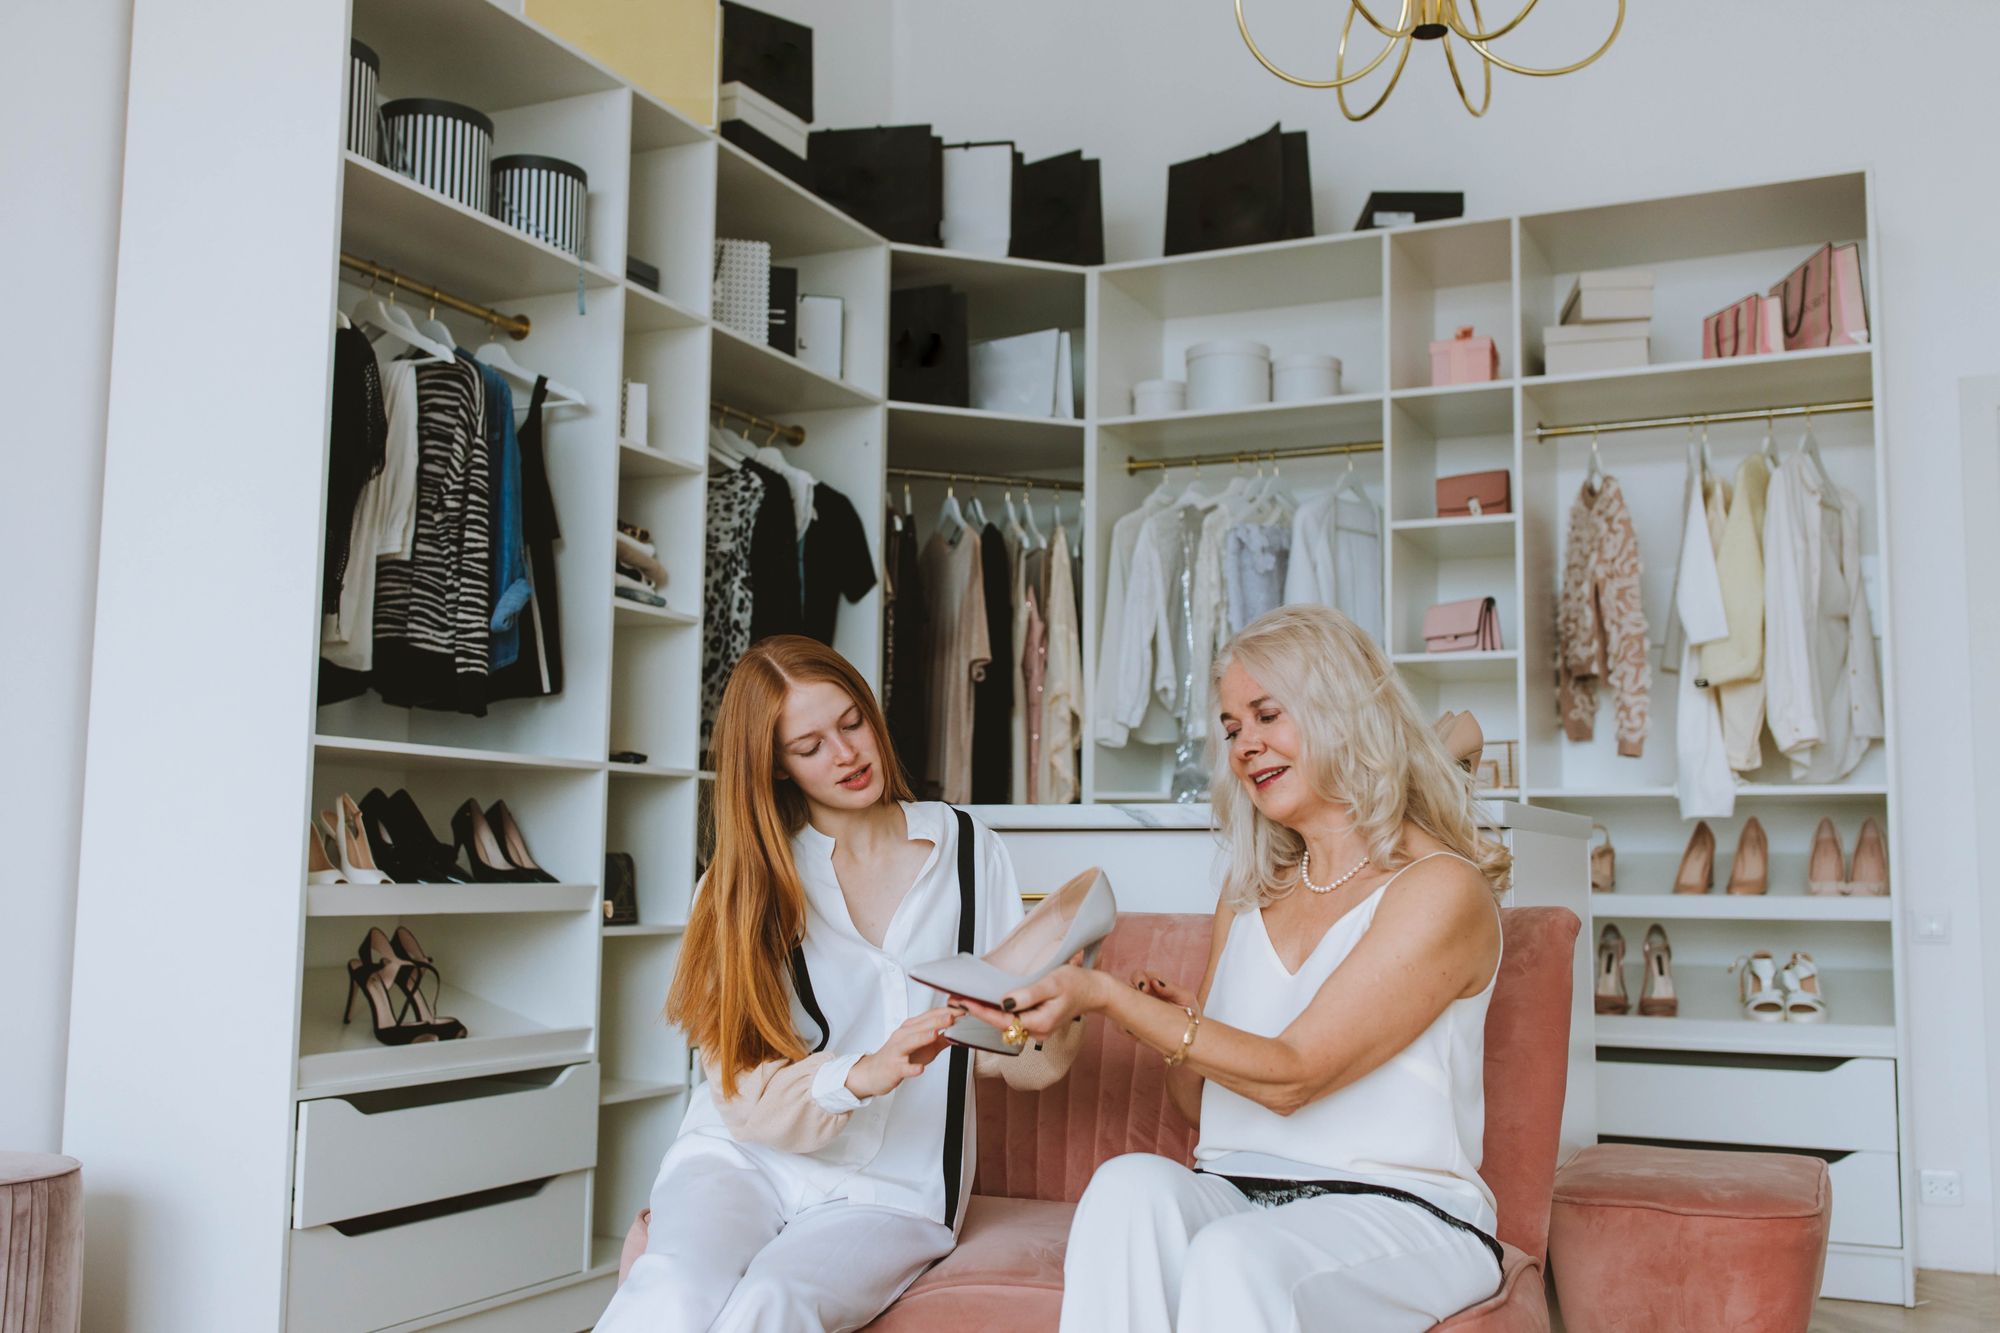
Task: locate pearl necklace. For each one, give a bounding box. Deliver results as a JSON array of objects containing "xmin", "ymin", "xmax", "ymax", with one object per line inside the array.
[{"xmin": 1299, "ymin": 849, "xmax": 1370, "ymax": 895}]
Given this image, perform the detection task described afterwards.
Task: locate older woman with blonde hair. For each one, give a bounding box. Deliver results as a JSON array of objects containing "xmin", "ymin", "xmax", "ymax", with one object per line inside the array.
[{"xmin": 955, "ymin": 604, "xmax": 1510, "ymax": 1331}]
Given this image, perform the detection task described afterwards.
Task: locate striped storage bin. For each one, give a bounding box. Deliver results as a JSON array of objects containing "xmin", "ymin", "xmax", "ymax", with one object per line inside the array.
[
  {"xmin": 492, "ymin": 154, "xmax": 589, "ymax": 256},
  {"xmin": 347, "ymin": 41, "xmax": 380, "ymax": 162},
  {"xmin": 382, "ymin": 98, "xmax": 492, "ymax": 212},
  {"xmin": 713, "ymin": 239, "xmax": 773, "ymax": 344}
]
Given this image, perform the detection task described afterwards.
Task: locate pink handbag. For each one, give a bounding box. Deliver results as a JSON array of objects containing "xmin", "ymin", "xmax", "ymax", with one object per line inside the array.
[
  {"xmin": 1423, "ymin": 597, "xmax": 1503, "ymax": 653},
  {"xmin": 1769, "ymin": 242, "xmax": 1869, "ymax": 349}
]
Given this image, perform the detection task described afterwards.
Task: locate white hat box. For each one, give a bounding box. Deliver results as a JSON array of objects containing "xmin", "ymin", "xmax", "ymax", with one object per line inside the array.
[
  {"xmin": 1272, "ymin": 353, "xmax": 1342, "ymax": 402},
  {"xmin": 1185, "ymin": 339, "xmax": 1271, "ymax": 411},
  {"xmin": 1543, "ymin": 320, "xmax": 1651, "ymax": 375}
]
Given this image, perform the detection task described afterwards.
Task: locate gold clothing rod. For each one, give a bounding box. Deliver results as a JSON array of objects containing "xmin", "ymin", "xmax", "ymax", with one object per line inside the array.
[
  {"xmin": 339, "ymin": 252, "xmax": 531, "ymax": 339},
  {"xmin": 1124, "ymin": 439, "xmax": 1384, "ymax": 475},
  {"xmin": 889, "ymin": 465, "xmax": 1083, "ymax": 492},
  {"xmin": 1535, "ymin": 397, "xmax": 1874, "ymax": 441},
  {"xmin": 711, "ymin": 401, "xmax": 806, "ymax": 446}
]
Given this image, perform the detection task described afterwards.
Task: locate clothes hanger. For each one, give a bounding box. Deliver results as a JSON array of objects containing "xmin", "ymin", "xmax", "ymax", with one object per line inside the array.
[
  {"xmin": 1333, "ymin": 449, "xmax": 1369, "ymax": 504},
  {"xmin": 903, "ymin": 482, "xmax": 914, "ymax": 519},
  {"xmin": 1795, "ymin": 409, "xmax": 1841, "ymax": 512},
  {"xmin": 1760, "ymin": 411, "xmax": 1779, "ymax": 465},
  {"xmin": 335, "ymin": 309, "xmax": 352, "ymax": 330},
  {"xmin": 1173, "ymin": 456, "xmax": 1209, "ymax": 507},
  {"xmin": 416, "ymin": 299, "xmax": 456, "ymax": 352},
  {"xmin": 475, "ymin": 323, "xmax": 586, "ymax": 408},
  {"xmin": 1023, "ymin": 481, "xmax": 1048, "ymax": 549},
  {"xmin": 1584, "ymin": 428, "xmax": 1606, "ymax": 496},
  {"xmin": 937, "ymin": 478, "xmax": 967, "ymax": 544},
  {"xmin": 351, "ymin": 278, "xmax": 453, "ymax": 362},
  {"xmin": 707, "ymin": 423, "xmax": 750, "ymax": 469}
]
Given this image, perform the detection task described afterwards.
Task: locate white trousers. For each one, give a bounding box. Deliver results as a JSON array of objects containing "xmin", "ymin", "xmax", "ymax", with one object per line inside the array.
[
  {"xmin": 1060, "ymin": 1154, "xmax": 1502, "ymax": 1333},
  {"xmin": 594, "ymin": 1148, "xmax": 954, "ymax": 1333}
]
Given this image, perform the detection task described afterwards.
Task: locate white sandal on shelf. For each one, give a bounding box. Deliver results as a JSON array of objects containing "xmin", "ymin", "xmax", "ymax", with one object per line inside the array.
[
  {"xmin": 1781, "ymin": 952, "xmax": 1828, "ymax": 1024},
  {"xmin": 1731, "ymin": 951, "xmax": 1787, "ymax": 1022}
]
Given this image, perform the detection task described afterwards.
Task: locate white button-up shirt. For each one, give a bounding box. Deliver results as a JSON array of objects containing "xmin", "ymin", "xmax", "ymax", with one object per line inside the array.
[{"xmin": 669, "ymin": 802, "xmax": 1025, "ymax": 1226}]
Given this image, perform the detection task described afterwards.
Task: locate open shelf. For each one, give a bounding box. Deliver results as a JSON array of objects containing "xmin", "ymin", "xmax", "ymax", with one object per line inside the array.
[
  {"xmin": 1596, "ymin": 964, "xmax": 1894, "ymax": 1059},
  {"xmin": 600, "ymin": 1076, "xmax": 687, "ymax": 1105},
  {"xmin": 606, "ymin": 761, "xmax": 701, "ymax": 779},
  {"xmin": 1527, "ymin": 784, "xmax": 1890, "ymax": 803},
  {"xmin": 1099, "ymin": 392, "xmax": 1383, "ymax": 452},
  {"xmin": 1593, "ymin": 891, "xmax": 1893, "ymax": 923},
  {"xmin": 891, "ymin": 242, "xmax": 1088, "ymax": 337},
  {"xmin": 296, "ymin": 970, "xmax": 594, "ymax": 1097},
  {"xmin": 1524, "ymin": 345, "xmax": 1872, "ymax": 428},
  {"xmin": 340, "ymin": 154, "xmax": 619, "ymax": 305},
  {"xmin": 624, "ymin": 281, "xmax": 706, "ymax": 333},
  {"xmin": 306, "ymin": 883, "xmax": 600, "ymax": 916},
  {"xmin": 1391, "ymin": 381, "xmax": 1516, "ymax": 436},
  {"xmin": 353, "ymin": 0, "xmax": 624, "ymax": 111},
  {"xmin": 710, "ymin": 322, "xmax": 882, "ymax": 414},
  {"xmin": 715, "ymin": 137, "xmax": 881, "ymax": 257},
  {"xmin": 604, "ymin": 923, "xmax": 687, "ymax": 938},
  {"xmin": 1391, "ymin": 650, "xmax": 1520, "ymax": 683},
  {"xmin": 618, "ymin": 441, "xmax": 703, "ymax": 479},
  {"xmin": 887, "ymin": 402, "xmax": 1084, "ymax": 474},
  {"xmin": 1391, "ymin": 514, "xmax": 1517, "ymax": 559},
  {"xmin": 312, "ymin": 735, "xmax": 602, "ymax": 772},
  {"xmin": 613, "ymin": 595, "xmax": 699, "ymax": 628}
]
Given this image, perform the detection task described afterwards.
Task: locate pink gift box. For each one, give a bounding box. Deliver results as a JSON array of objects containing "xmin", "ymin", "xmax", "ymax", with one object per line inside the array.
[{"xmin": 1431, "ymin": 326, "xmax": 1499, "ymax": 385}]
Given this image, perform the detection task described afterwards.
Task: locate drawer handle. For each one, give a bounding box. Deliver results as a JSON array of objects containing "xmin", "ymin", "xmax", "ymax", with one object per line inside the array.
[
  {"xmin": 331, "ymin": 1177, "xmax": 554, "ymax": 1237},
  {"xmin": 1601, "ymin": 1135, "xmax": 1853, "ymax": 1165},
  {"xmin": 1598, "ymin": 1047, "xmax": 1855, "ymax": 1074},
  {"xmin": 330, "ymin": 1065, "xmax": 579, "ymax": 1116}
]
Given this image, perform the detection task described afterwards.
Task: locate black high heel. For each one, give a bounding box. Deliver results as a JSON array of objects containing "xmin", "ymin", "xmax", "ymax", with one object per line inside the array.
[
  {"xmin": 453, "ymin": 799, "xmax": 536, "ymax": 883},
  {"xmin": 386, "ymin": 926, "xmax": 468, "ymax": 1040},
  {"xmin": 485, "ymin": 800, "xmax": 558, "ymax": 883},
  {"xmin": 365, "ymin": 788, "xmax": 472, "ymax": 883},
  {"xmin": 343, "ymin": 929, "xmax": 458, "ymax": 1045}
]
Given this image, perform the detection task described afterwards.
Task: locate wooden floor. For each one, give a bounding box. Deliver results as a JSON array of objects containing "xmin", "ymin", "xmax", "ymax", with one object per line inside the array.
[{"xmin": 1551, "ymin": 1272, "xmax": 1999, "ymax": 1332}]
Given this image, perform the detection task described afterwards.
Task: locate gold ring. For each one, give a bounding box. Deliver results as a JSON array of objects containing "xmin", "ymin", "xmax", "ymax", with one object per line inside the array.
[{"xmin": 1002, "ymin": 1019, "xmax": 1028, "ymax": 1049}]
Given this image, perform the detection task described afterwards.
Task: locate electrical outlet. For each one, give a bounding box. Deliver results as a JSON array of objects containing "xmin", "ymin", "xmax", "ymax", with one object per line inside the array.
[{"xmin": 1920, "ymin": 1170, "xmax": 1963, "ymax": 1206}]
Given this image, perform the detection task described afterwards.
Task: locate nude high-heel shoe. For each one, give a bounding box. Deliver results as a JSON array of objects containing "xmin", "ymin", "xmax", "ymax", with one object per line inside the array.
[
  {"xmin": 1807, "ymin": 817, "xmax": 1846, "ymax": 896},
  {"xmin": 308, "ymin": 817, "xmax": 345, "ymax": 884},
  {"xmin": 326, "ymin": 793, "xmax": 391, "ymax": 885},
  {"xmin": 911, "ymin": 868, "xmax": 1116, "ymax": 1055},
  {"xmin": 1589, "ymin": 823, "xmax": 1616, "ymax": 893},
  {"xmin": 1639, "ymin": 925, "xmax": 1678, "ymax": 1017},
  {"xmin": 1594, "ymin": 923, "xmax": 1630, "ymax": 1015},
  {"xmin": 1725, "ymin": 817, "xmax": 1768, "ymax": 896},
  {"xmin": 1434, "ymin": 710, "xmax": 1484, "ymax": 773},
  {"xmin": 1672, "ymin": 822, "xmax": 1715, "ymax": 894},
  {"xmin": 1847, "ymin": 819, "xmax": 1888, "ymax": 897}
]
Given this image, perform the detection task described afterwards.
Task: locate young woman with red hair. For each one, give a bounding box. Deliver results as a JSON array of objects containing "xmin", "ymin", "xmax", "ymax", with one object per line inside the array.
[{"xmin": 594, "ymin": 635, "xmax": 1084, "ymax": 1333}]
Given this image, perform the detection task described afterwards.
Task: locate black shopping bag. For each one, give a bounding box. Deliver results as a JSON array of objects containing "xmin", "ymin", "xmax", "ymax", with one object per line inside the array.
[
  {"xmin": 1164, "ymin": 123, "xmax": 1315, "ymax": 256},
  {"xmin": 809, "ymin": 125, "xmax": 944, "ymax": 245},
  {"xmin": 721, "ymin": 2, "xmax": 814, "ymax": 124},
  {"xmin": 1010, "ymin": 149, "xmax": 1105, "ymax": 266},
  {"xmin": 889, "ymin": 285, "xmax": 969, "ymax": 407}
]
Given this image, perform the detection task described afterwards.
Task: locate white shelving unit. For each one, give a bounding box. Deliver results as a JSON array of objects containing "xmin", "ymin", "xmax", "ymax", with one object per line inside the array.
[{"xmin": 69, "ymin": 0, "xmax": 1908, "ymax": 1320}]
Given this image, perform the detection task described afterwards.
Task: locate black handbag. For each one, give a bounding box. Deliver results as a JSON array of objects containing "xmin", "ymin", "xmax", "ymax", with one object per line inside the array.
[
  {"xmin": 1164, "ymin": 123, "xmax": 1314, "ymax": 256},
  {"xmin": 889, "ymin": 284, "xmax": 969, "ymax": 407},
  {"xmin": 1010, "ymin": 149, "xmax": 1105, "ymax": 266},
  {"xmin": 809, "ymin": 125, "xmax": 944, "ymax": 245},
  {"xmin": 720, "ymin": 1, "xmax": 813, "ymax": 124},
  {"xmin": 603, "ymin": 852, "xmax": 639, "ymax": 927}
]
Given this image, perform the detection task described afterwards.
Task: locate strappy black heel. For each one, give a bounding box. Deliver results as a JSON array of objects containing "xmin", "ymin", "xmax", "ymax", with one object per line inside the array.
[
  {"xmin": 387, "ymin": 926, "xmax": 467, "ymax": 1039},
  {"xmin": 342, "ymin": 928, "xmax": 465, "ymax": 1045}
]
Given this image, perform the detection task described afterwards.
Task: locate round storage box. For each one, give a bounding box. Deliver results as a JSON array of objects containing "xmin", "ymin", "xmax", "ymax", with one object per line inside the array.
[
  {"xmin": 1132, "ymin": 378, "xmax": 1187, "ymax": 416},
  {"xmin": 347, "ymin": 41, "xmax": 380, "ymax": 163},
  {"xmin": 492, "ymin": 154, "xmax": 589, "ymax": 256},
  {"xmin": 1185, "ymin": 339, "xmax": 1271, "ymax": 411},
  {"xmin": 382, "ymin": 98, "xmax": 493, "ymax": 212},
  {"xmin": 1273, "ymin": 353, "xmax": 1343, "ymax": 402}
]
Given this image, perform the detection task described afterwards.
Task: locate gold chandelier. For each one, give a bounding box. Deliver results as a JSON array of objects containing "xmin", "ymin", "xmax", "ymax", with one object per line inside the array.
[{"xmin": 1235, "ymin": 0, "xmax": 1624, "ymax": 120}]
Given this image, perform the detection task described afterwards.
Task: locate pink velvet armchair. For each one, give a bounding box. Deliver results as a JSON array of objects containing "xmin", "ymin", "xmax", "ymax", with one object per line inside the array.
[{"xmin": 621, "ymin": 907, "xmax": 1580, "ymax": 1332}]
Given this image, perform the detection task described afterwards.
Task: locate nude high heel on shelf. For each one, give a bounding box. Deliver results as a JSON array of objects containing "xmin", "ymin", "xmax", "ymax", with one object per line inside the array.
[
  {"xmin": 1725, "ymin": 817, "xmax": 1769, "ymax": 896},
  {"xmin": 910, "ymin": 868, "xmax": 1116, "ymax": 1055},
  {"xmin": 1781, "ymin": 952, "xmax": 1828, "ymax": 1023},
  {"xmin": 1434, "ymin": 710, "xmax": 1484, "ymax": 772},
  {"xmin": 1594, "ymin": 923, "xmax": 1630, "ymax": 1015},
  {"xmin": 1731, "ymin": 951, "xmax": 1787, "ymax": 1022},
  {"xmin": 1847, "ymin": 819, "xmax": 1888, "ymax": 897},
  {"xmin": 1589, "ymin": 823, "xmax": 1616, "ymax": 893},
  {"xmin": 1672, "ymin": 822, "xmax": 1715, "ymax": 894},
  {"xmin": 308, "ymin": 817, "xmax": 345, "ymax": 884},
  {"xmin": 344, "ymin": 929, "xmax": 456, "ymax": 1045},
  {"xmin": 326, "ymin": 793, "xmax": 392, "ymax": 885},
  {"xmin": 1639, "ymin": 924, "xmax": 1678, "ymax": 1017},
  {"xmin": 1807, "ymin": 817, "xmax": 1846, "ymax": 896}
]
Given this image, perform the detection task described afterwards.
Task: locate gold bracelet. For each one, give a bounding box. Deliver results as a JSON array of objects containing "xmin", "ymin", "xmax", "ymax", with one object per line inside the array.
[{"xmin": 1164, "ymin": 1005, "xmax": 1201, "ymax": 1068}]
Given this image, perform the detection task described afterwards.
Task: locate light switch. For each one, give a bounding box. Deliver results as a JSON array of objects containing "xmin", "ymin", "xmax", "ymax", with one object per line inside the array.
[{"xmin": 1911, "ymin": 910, "xmax": 1952, "ymax": 943}]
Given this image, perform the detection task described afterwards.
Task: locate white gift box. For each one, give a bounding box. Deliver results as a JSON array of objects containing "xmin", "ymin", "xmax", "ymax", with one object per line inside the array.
[
  {"xmin": 970, "ymin": 328, "xmax": 1077, "ymax": 418},
  {"xmin": 1561, "ymin": 269, "xmax": 1656, "ymax": 325},
  {"xmin": 718, "ymin": 81, "xmax": 810, "ymax": 159},
  {"xmin": 797, "ymin": 294, "xmax": 845, "ymax": 379},
  {"xmin": 1543, "ymin": 320, "xmax": 1650, "ymax": 375}
]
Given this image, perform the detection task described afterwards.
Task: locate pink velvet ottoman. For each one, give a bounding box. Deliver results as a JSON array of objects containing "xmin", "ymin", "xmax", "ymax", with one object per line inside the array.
[
  {"xmin": 0, "ymin": 1152, "xmax": 84, "ymax": 1333},
  {"xmin": 1549, "ymin": 1144, "xmax": 1830, "ymax": 1333}
]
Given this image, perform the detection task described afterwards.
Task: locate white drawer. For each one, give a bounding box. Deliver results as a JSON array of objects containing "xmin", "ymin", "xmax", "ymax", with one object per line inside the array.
[
  {"xmin": 1828, "ymin": 1150, "xmax": 1902, "ymax": 1248},
  {"xmin": 294, "ymin": 1064, "xmax": 597, "ymax": 1228},
  {"xmin": 287, "ymin": 1171, "xmax": 587, "ymax": 1333},
  {"xmin": 1596, "ymin": 1055, "xmax": 1896, "ymax": 1152}
]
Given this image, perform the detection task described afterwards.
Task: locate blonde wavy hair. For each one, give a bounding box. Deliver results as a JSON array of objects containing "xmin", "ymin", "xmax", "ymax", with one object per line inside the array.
[{"xmin": 1209, "ymin": 604, "xmax": 1511, "ymax": 910}]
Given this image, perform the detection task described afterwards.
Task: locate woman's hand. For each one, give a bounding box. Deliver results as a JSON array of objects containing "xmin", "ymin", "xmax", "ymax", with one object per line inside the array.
[
  {"xmin": 846, "ymin": 1005, "xmax": 962, "ymax": 1100},
  {"xmin": 1130, "ymin": 970, "xmax": 1195, "ymax": 1011},
  {"xmin": 955, "ymin": 964, "xmax": 1113, "ymax": 1041}
]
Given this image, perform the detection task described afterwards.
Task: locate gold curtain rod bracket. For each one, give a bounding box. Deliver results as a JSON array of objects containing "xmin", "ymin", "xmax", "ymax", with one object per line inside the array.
[
  {"xmin": 1535, "ymin": 398, "xmax": 1873, "ymax": 441},
  {"xmin": 1125, "ymin": 439, "xmax": 1383, "ymax": 475},
  {"xmin": 338, "ymin": 252, "xmax": 531, "ymax": 339},
  {"xmin": 887, "ymin": 465, "xmax": 1083, "ymax": 493},
  {"xmin": 710, "ymin": 401, "xmax": 807, "ymax": 446}
]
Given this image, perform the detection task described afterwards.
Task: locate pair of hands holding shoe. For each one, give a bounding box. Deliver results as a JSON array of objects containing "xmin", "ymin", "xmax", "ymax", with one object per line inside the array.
[{"xmin": 953, "ymin": 964, "xmax": 1197, "ymax": 1047}]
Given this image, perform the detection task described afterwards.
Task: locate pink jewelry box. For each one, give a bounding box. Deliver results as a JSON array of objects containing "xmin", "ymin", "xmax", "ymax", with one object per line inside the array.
[{"xmin": 1430, "ymin": 326, "xmax": 1499, "ymax": 386}]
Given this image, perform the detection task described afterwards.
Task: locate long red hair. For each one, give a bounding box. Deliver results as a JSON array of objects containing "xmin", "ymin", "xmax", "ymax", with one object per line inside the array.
[{"xmin": 668, "ymin": 636, "xmax": 912, "ymax": 1096}]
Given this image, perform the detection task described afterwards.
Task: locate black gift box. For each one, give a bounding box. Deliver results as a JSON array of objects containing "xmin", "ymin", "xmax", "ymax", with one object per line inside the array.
[
  {"xmin": 1164, "ymin": 124, "xmax": 1315, "ymax": 256},
  {"xmin": 809, "ymin": 125, "xmax": 944, "ymax": 245},
  {"xmin": 1011, "ymin": 149, "xmax": 1105, "ymax": 266},
  {"xmin": 720, "ymin": 1, "xmax": 813, "ymax": 125},
  {"xmin": 889, "ymin": 284, "xmax": 969, "ymax": 407},
  {"xmin": 1354, "ymin": 191, "xmax": 1464, "ymax": 230}
]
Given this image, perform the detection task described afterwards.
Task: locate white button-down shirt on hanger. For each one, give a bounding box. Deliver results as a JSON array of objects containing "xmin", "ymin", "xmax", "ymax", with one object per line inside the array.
[{"xmin": 1674, "ymin": 469, "xmax": 1735, "ymax": 820}]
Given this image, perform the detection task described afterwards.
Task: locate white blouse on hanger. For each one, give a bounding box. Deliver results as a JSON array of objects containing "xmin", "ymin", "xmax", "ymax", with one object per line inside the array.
[
  {"xmin": 1674, "ymin": 469, "xmax": 1734, "ymax": 820},
  {"xmin": 1094, "ymin": 489, "xmax": 1171, "ymax": 746},
  {"xmin": 322, "ymin": 359, "xmax": 420, "ymax": 669},
  {"xmin": 1282, "ymin": 490, "xmax": 1384, "ymax": 644},
  {"xmin": 1763, "ymin": 457, "xmax": 1882, "ymax": 783}
]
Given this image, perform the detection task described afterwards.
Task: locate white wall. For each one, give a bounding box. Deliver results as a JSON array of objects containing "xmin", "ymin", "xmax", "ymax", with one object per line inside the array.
[
  {"xmin": 0, "ymin": 0, "xmax": 132, "ymax": 1153},
  {"xmin": 882, "ymin": 0, "xmax": 2000, "ymax": 1273}
]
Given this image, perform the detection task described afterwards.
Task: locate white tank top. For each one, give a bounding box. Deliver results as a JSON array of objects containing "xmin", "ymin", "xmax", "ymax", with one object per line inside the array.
[{"xmin": 1193, "ymin": 851, "xmax": 1500, "ymax": 1235}]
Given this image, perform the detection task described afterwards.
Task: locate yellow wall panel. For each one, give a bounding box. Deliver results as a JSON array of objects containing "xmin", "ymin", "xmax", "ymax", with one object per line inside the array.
[{"xmin": 526, "ymin": 0, "xmax": 718, "ymax": 126}]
